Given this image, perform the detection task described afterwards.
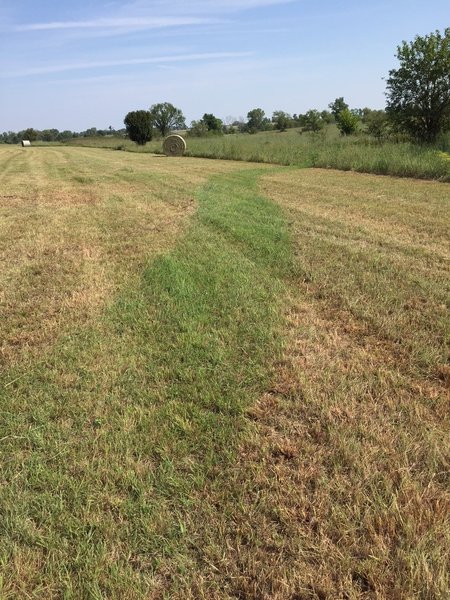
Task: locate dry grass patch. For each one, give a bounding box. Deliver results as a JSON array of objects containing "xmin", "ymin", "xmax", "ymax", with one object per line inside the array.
[
  {"xmin": 0, "ymin": 146, "xmax": 251, "ymax": 366},
  {"xmin": 189, "ymin": 168, "xmax": 449, "ymax": 598},
  {"xmin": 162, "ymin": 170, "xmax": 449, "ymax": 598}
]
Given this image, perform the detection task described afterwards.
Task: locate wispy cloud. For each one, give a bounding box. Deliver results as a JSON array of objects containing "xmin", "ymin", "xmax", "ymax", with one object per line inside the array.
[
  {"xmin": 1, "ymin": 51, "xmax": 253, "ymax": 78},
  {"xmin": 127, "ymin": 0, "xmax": 297, "ymax": 13},
  {"xmin": 15, "ymin": 16, "xmax": 220, "ymax": 32}
]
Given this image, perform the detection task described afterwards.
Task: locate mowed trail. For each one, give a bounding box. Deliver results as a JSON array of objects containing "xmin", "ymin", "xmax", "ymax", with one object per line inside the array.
[{"xmin": 0, "ymin": 146, "xmax": 254, "ymax": 366}]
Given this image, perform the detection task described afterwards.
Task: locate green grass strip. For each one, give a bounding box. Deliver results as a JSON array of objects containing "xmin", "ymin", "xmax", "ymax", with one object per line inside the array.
[{"xmin": 0, "ymin": 168, "xmax": 292, "ymax": 597}]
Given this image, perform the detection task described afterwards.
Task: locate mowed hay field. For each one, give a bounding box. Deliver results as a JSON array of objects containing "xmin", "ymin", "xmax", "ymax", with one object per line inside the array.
[{"xmin": 0, "ymin": 146, "xmax": 449, "ymax": 599}]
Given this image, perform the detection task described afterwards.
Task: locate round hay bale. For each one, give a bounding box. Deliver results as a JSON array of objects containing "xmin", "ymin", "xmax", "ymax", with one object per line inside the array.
[
  {"xmin": 163, "ymin": 135, "xmax": 186, "ymax": 157},
  {"xmin": 21, "ymin": 140, "xmax": 31, "ymax": 147}
]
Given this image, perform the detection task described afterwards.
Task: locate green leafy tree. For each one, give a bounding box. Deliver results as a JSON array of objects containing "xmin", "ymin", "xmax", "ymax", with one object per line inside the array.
[
  {"xmin": 124, "ymin": 110, "xmax": 153, "ymax": 145},
  {"xmin": 272, "ymin": 110, "xmax": 292, "ymax": 132},
  {"xmin": 336, "ymin": 108, "xmax": 359, "ymax": 135},
  {"xmin": 328, "ymin": 97, "xmax": 349, "ymax": 120},
  {"xmin": 386, "ymin": 28, "xmax": 450, "ymax": 143},
  {"xmin": 149, "ymin": 102, "xmax": 186, "ymax": 137},
  {"xmin": 246, "ymin": 108, "xmax": 269, "ymax": 133},
  {"xmin": 320, "ymin": 110, "xmax": 334, "ymax": 124},
  {"xmin": 189, "ymin": 120, "xmax": 209, "ymax": 137},
  {"xmin": 41, "ymin": 129, "xmax": 59, "ymax": 142},
  {"xmin": 202, "ymin": 113, "xmax": 223, "ymax": 133},
  {"xmin": 23, "ymin": 128, "xmax": 38, "ymax": 141},
  {"xmin": 363, "ymin": 109, "xmax": 389, "ymax": 140},
  {"xmin": 303, "ymin": 109, "xmax": 325, "ymax": 132}
]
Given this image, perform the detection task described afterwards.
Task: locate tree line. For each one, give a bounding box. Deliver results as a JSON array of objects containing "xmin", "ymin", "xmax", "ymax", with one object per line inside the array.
[
  {"xmin": 123, "ymin": 29, "xmax": 449, "ymax": 145},
  {"xmin": 2, "ymin": 28, "xmax": 448, "ymax": 146},
  {"xmin": 0, "ymin": 126, "xmax": 126, "ymax": 145}
]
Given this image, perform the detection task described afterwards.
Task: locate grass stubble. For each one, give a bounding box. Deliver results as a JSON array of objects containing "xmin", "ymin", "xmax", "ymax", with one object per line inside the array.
[{"xmin": 0, "ymin": 146, "xmax": 449, "ymax": 598}]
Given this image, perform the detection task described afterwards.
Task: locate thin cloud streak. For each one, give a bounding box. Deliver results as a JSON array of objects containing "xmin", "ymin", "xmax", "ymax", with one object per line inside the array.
[
  {"xmin": 1, "ymin": 51, "xmax": 253, "ymax": 78},
  {"xmin": 15, "ymin": 16, "xmax": 220, "ymax": 32}
]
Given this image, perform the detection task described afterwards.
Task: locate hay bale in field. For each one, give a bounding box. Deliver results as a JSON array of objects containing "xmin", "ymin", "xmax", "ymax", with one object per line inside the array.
[
  {"xmin": 21, "ymin": 140, "xmax": 31, "ymax": 147},
  {"xmin": 163, "ymin": 135, "xmax": 186, "ymax": 157}
]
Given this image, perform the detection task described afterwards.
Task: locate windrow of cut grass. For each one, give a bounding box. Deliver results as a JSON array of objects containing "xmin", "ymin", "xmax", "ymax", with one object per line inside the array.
[{"xmin": 67, "ymin": 128, "xmax": 450, "ymax": 182}]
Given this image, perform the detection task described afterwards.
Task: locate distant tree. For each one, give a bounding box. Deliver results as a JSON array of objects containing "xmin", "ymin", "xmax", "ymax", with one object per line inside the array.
[
  {"xmin": 57, "ymin": 130, "xmax": 74, "ymax": 141},
  {"xmin": 328, "ymin": 97, "xmax": 349, "ymax": 120},
  {"xmin": 272, "ymin": 110, "xmax": 292, "ymax": 132},
  {"xmin": 189, "ymin": 113, "xmax": 223, "ymax": 137},
  {"xmin": 124, "ymin": 110, "xmax": 153, "ymax": 145},
  {"xmin": 23, "ymin": 128, "xmax": 38, "ymax": 141},
  {"xmin": 320, "ymin": 110, "xmax": 334, "ymax": 124},
  {"xmin": 39, "ymin": 129, "xmax": 59, "ymax": 142},
  {"xmin": 189, "ymin": 120, "xmax": 209, "ymax": 137},
  {"xmin": 202, "ymin": 113, "xmax": 223, "ymax": 133},
  {"xmin": 336, "ymin": 108, "xmax": 359, "ymax": 135},
  {"xmin": 363, "ymin": 109, "xmax": 390, "ymax": 139},
  {"xmin": 303, "ymin": 109, "xmax": 325, "ymax": 132},
  {"xmin": 295, "ymin": 113, "xmax": 307, "ymax": 127},
  {"xmin": 386, "ymin": 28, "xmax": 450, "ymax": 143},
  {"xmin": 83, "ymin": 127, "xmax": 98, "ymax": 137},
  {"xmin": 246, "ymin": 108, "xmax": 269, "ymax": 133},
  {"xmin": 149, "ymin": 102, "xmax": 185, "ymax": 137}
]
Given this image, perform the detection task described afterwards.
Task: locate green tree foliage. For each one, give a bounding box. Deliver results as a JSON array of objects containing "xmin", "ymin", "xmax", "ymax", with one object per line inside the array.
[
  {"xmin": 336, "ymin": 108, "xmax": 359, "ymax": 135},
  {"xmin": 363, "ymin": 109, "xmax": 390, "ymax": 140},
  {"xmin": 202, "ymin": 113, "xmax": 223, "ymax": 133},
  {"xmin": 320, "ymin": 110, "xmax": 334, "ymax": 124},
  {"xmin": 124, "ymin": 110, "xmax": 153, "ymax": 145},
  {"xmin": 246, "ymin": 108, "xmax": 270, "ymax": 133},
  {"xmin": 303, "ymin": 109, "xmax": 325, "ymax": 132},
  {"xmin": 23, "ymin": 128, "xmax": 38, "ymax": 141},
  {"xmin": 149, "ymin": 102, "xmax": 186, "ymax": 137},
  {"xmin": 386, "ymin": 28, "xmax": 450, "ymax": 143},
  {"xmin": 189, "ymin": 120, "xmax": 209, "ymax": 137},
  {"xmin": 328, "ymin": 97, "xmax": 349, "ymax": 120},
  {"xmin": 272, "ymin": 111, "xmax": 292, "ymax": 132},
  {"xmin": 190, "ymin": 113, "xmax": 224, "ymax": 137},
  {"xmin": 41, "ymin": 129, "xmax": 59, "ymax": 142}
]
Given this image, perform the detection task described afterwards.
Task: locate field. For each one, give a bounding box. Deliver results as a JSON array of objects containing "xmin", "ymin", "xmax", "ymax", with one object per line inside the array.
[
  {"xmin": 0, "ymin": 145, "xmax": 449, "ymax": 599},
  {"xmin": 66, "ymin": 127, "xmax": 450, "ymax": 182}
]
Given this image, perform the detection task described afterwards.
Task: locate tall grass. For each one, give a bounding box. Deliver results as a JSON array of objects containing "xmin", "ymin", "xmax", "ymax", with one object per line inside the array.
[{"xmin": 68, "ymin": 128, "xmax": 450, "ymax": 181}]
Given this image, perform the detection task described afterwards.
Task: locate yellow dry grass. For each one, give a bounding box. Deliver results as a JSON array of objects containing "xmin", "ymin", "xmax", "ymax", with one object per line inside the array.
[
  {"xmin": 0, "ymin": 146, "xmax": 254, "ymax": 366},
  {"xmin": 196, "ymin": 168, "xmax": 449, "ymax": 598}
]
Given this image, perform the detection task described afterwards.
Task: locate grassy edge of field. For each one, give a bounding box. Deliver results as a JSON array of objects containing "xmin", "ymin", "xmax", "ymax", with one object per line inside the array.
[
  {"xmin": 0, "ymin": 168, "xmax": 294, "ymax": 598},
  {"xmin": 63, "ymin": 130, "xmax": 450, "ymax": 182}
]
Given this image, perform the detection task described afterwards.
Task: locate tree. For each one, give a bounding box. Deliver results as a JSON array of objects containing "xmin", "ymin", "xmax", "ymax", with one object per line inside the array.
[
  {"xmin": 41, "ymin": 129, "xmax": 59, "ymax": 142},
  {"xmin": 246, "ymin": 108, "xmax": 269, "ymax": 133},
  {"xmin": 320, "ymin": 110, "xmax": 334, "ymax": 124},
  {"xmin": 149, "ymin": 102, "xmax": 185, "ymax": 137},
  {"xmin": 336, "ymin": 108, "xmax": 359, "ymax": 135},
  {"xmin": 23, "ymin": 128, "xmax": 38, "ymax": 141},
  {"xmin": 363, "ymin": 109, "xmax": 389, "ymax": 140},
  {"xmin": 202, "ymin": 113, "xmax": 223, "ymax": 133},
  {"xmin": 303, "ymin": 109, "xmax": 325, "ymax": 132},
  {"xmin": 189, "ymin": 120, "xmax": 209, "ymax": 137},
  {"xmin": 124, "ymin": 110, "xmax": 153, "ymax": 145},
  {"xmin": 272, "ymin": 110, "xmax": 292, "ymax": 132},
  {"xmin": 386, "ymin": 28, "xmax": 450, "ymax": 143},
  {"xmin": 328, "ymin": 97, "xmax": 349, "ymax": 120}
]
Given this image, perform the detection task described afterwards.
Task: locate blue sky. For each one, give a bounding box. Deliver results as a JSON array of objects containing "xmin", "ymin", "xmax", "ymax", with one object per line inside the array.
[{"xmin": 0, "ymin": 0, "xmax": 448, "ymax": 131}]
